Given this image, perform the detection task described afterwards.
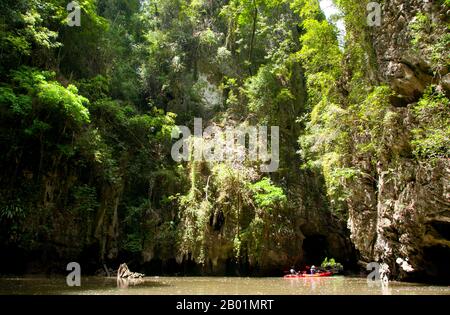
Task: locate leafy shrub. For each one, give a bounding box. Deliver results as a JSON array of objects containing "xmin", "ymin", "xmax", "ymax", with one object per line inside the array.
[
  {"xmin": 248, "ymin": 177, "xmax": 286, "ymax": 212},
  {"xmin": 411, "ymin": 86, "xmax": 450, "ymax": 159},
  {"xmin": 321, "ymin": 257, "xmax": 343, "ymax": 271}
]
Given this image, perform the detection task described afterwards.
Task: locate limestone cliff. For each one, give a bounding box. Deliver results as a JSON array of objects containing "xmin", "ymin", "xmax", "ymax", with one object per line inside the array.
[{"xmin": 347, "ymin": 0, "xmax": 450, "ymax": 282}]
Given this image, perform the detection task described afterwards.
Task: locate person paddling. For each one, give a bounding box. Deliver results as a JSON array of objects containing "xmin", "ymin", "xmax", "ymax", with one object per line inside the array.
[{"xmin": 289, "ymin": 266, "xmax": 298, "ymax": 275}]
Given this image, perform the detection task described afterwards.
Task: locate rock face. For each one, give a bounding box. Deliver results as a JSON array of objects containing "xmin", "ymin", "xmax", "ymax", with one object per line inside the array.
[
  {"xmin": 347, "ymin": 0, "xmax": 450, "ymax": 282},
  {"xmin": 372, "ymin": 0, "xmax": 449, "ymax": 105},
  {"xmin": 374, "ymin": 159, "xmax": 450, "ymax": 281}
]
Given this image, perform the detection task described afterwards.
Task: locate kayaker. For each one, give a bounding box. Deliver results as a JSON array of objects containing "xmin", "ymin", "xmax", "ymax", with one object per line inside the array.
[
  {"xmin": 289, "ymin": 266, "xmax": 298, "ymax": 275},
  {"xmin": 311, "ymin": 265, "xmax": 317, "ymax": 274}
]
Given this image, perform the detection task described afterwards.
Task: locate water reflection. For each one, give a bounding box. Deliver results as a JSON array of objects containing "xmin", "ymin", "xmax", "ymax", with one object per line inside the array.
[
  {"xmin": 367, "ymin": 279, "xmax": 392, "ymax": 295},
  {"xmin": 0, "ymin": 277, "xmax": 448, "ymax": 295},
  {"xmin": 117, "ymin": 277, "xmax": 145, "ymax": 289}
]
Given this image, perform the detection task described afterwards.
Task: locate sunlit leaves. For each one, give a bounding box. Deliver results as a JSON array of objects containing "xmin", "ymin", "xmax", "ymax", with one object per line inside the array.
[
  {"xmin": 290, "ymin": 0, "xmax": 322, "ymax": 19},
  {"xmin": 411, "ymin": 86, "xmax": 450, "ymax": 159},
  {"xmin": 0, "ymin": 87, "xmax": 32, "ymax": 116},
  {"xmin": 37, "ymin": 82, "xmax": 90, "ymax": 124},
  {"xmin": 297, "ymin": 18, "xmax": 341, "ymax": 77},
  {"xmin": 248, "ymin": 177, "xmax": 286, "ymax": 210},
  {"xmin": 7, "ymin": 67, "xmax": 90, "ymax": 126}
]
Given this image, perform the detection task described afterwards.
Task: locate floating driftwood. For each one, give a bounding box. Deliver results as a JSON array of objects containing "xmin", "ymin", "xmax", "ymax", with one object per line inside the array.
[{"xmin": 117, "ymin": 263, "xmax": 144, "ymax": 279}]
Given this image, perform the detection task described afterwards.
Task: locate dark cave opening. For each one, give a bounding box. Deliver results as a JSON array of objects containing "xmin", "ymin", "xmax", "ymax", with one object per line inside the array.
[
  {"xmin": 302, "ymin": 235, "xmax": 328, "ymax": 265},
  {"xmin": 421, "ymin": 245, "xmax": 450, "ymax": 284},
  {"xmin": 429, "ymin": 221, "xmax": 450, "ymax": 241}
]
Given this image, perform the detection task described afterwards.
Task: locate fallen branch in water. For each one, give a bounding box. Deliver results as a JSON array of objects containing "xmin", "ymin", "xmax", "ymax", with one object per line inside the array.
[{"xmin": 117, "ymin": 263, "xmax": 145, "ymax": 279}]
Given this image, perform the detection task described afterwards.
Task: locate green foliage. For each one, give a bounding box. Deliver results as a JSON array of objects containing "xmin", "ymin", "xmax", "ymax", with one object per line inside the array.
[
  {"xmin": 301, "ymin": 81, "xmax": 392, "ymax": 214},
  {"xmin": 123, "ymin": 233, "xmax": 143, "ymax": 253},
  {"xmin": 290, "ymin": 0, "xmax": 323, "ymax": 19},
  {"xmin": 37, "ymin": 82, "xmax": 90, "ymax": 124},
  {"xmin": 409, "ymin": 12, "xmax": 450, "ymax": 74},
  {"xmin": 297, "ymin": 18, "xmax": 342, "ymax": 77},
  {"xmin": 76, "ymin": 75, "xmax": 110, "ymax": 102},
  {"xmin": 321, "ymin": 257, "xmax": 343, "ymax": 270},
  {"xmin": 321, "ymin": 153, "xmax": 358, "ymax": 208},
  {"xmin": 409, "ymin": 13, "xmax": 431, "ymax": 47},
  {"xmin": 0, "ymin": 87, "xmax": 32, "ymax": 116},
  {"xmin": 297, "ymin": 0, "xmax": 394, "ymax": 217},
  {"xmin": 72, "ymin": 185, "xmax": 98, "ymax": 214},
  {"xmin": 0, "ymin": 0, "xmax": 62, "ymax": 60},
  {"xmin": 350, "ymin": 86, "xmax": 394, "ymax": 157},
  {"xmin": 244, "ymin": 65, "xmax": 280, "ymax": 117},
  {"xmin": 249, "ymin": 177, "xmax": 286, "ymax": 211},
  {"xmin": 0, "ymin": 0, "xmax": 180, "ymax": 264},
  {"xmin": 411, "ymin": 86, "xmax": 450, "ymax": 159},
  {"xmin": 1, "ymin": 0, "xmax": 447, "ymax": 275},
  {"xmin": 0, "ymin": 199, "xmax": 26, "ymax": 221},
  {"xmin": 176, "ymin": 154, "xmax": 293, "ymax": 266},
  {"xmin": 5, "ymin": 67, "xmax": 91, "ymax": 131}
]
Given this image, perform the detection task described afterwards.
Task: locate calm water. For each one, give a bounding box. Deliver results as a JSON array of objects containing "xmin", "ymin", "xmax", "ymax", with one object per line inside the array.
[{"xmin": 0, "ymin": 276, "xmax": 449, "ymax": 295}]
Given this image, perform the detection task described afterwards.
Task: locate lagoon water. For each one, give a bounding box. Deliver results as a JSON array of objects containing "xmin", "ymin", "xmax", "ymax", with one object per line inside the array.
[{"xmin": 0, "ymin": 276, "xmax": 449, "ymax": 295}]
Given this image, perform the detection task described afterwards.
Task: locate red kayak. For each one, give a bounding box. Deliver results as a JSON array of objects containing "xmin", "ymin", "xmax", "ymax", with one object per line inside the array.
[{"xmin": 284, "ymin": 271, "xmax": 333, "ymax": 278}]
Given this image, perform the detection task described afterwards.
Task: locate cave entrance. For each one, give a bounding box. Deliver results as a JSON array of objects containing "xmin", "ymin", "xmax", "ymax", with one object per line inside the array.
[
  {"xmin": 302, "ymin": 235, "xmax": 328, "ymax": 265},
  {"xmin": 429, "ymin": 221, "xmax": 450, "ymax": 241},
  {"xmin": 422, "ymin": 245, "xmax": 450, "ymax": 284}
]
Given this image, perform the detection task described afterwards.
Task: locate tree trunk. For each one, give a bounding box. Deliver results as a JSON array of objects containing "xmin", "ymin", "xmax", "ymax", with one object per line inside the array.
[{"xmin": 248, "ymin": 0, "xmax": 258, "ymax": 76}]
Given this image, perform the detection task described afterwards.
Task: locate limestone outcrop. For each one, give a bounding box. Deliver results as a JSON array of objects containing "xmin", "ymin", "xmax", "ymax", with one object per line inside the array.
[{"xmin": 347, "ymin": 0, "xmax": 450, "ymax": 282}]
